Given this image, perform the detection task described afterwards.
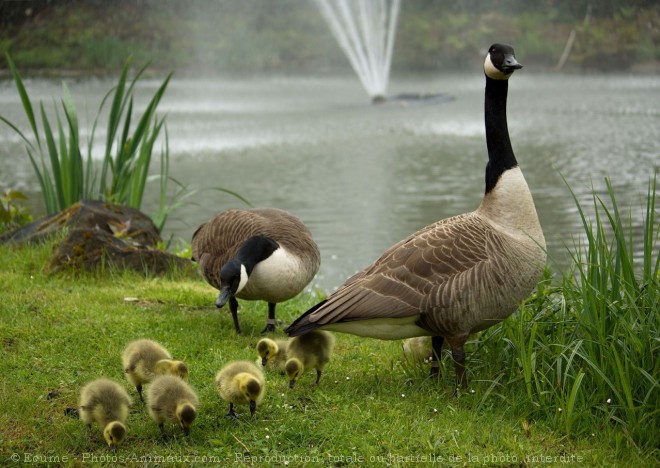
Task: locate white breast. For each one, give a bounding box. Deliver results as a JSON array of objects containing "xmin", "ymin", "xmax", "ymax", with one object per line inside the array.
[{"xmin": 238, "ymin": 247, "xmax": 312, "ymax": 303}]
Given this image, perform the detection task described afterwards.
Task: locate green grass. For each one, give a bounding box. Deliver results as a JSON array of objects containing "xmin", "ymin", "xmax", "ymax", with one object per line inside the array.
[{"xmin": 0, "ymin": 178, "xmax": 658, "ymax": 466}]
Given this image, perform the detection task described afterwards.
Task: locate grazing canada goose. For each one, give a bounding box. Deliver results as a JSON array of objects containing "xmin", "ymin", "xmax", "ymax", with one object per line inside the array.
[
  {"xmin": 286, "ymin": 44, "xmax": 546, "ymax": 389},
  {"xmin": 146, "ymin": 375, "xmax": 199, "ymax": 442},
  {"xmin": 122, "ymin": 339, "xmax": 187, "ymax": 401},
  {"xmin": 256, "ymin": 338, "xmax": 289, "ymax": 371},
  {"xmin": 79, "ymin": 378, "xmax": 132, "ymax": 452},
  {"xmin": 191, "ymin": 208, "xmax": 321, "ymax": 334},
  {"xmin": 284, "ymin": 330, "xmax": 335, "ymax": 388},
  {"xmin": 215, "ymin": 360, "xmax": 266, "ymax": 418}
]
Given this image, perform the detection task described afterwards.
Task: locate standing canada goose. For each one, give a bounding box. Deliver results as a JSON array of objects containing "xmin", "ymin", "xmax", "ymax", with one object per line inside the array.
[
  {"xmin": 284, "ymin": 330, "xmax": 335, "ymax": 388},
  {"xmin": 286, "ymin": 44, "xmax": 546, "ymax": 389},
  {"xmin": 215, "ymin": 360, "xmax": 266, "ymax": 418},
  {"xmin": 146, "ymin": 375, "xmax": 199, "ymax": 442},
  {"xmin": 79, "ymin": 378, "xmax": 132, "ymax": 452},
  {"xmin": 122, "ymin": 339, "xmax": 188, "ymax": 401},
  {"xmin": 191, "ymin": 208, "xmax": 321, "ymax": 334},
  {"xmin": 256, "ymin": 338, "xmax": 289, "ymax": 371}
]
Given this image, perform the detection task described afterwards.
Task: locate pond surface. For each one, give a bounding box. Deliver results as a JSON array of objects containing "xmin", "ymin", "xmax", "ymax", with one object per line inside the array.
[{"xmin": 1, "ymin": 72, "xmax": 658, "ymax": 292}]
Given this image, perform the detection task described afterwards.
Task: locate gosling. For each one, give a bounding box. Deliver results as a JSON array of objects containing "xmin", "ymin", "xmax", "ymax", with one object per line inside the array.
[
  {"xmin": 215, "ymin": 360, "xmax": 265, "ymax": 418},
  {"xmin": 402, "ymin": 337, "xmax": 434, "ymax": 363},
  {"xmin": 285, "ymin": 330, "xmax": 334, "ymax": 388},
  {"xmin": 146, "ymin": 375, "xmax": 199, "ymax": 442},
  {"xmin": 256, "ymin": 338, "xmax": 289, "ymax": 372},
  {"xmin": 122, "ymin": 339, "xmax": 188, "ymax": 401},
  {"xmin": 79, "ymin": 378, "xmax": 132, "ymax": 452}
]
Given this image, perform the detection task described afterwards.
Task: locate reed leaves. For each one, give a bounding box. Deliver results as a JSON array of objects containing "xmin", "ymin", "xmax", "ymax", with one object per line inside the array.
[{"xmin": 1, "ymin": 54, "xmax": 176, "ymax": 230}]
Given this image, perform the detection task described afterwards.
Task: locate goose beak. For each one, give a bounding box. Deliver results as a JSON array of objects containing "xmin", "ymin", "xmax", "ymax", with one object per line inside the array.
[
  {"xmin": 215, "ymin": 287, "xmax": 231, "ymax": 308},
  {"xmin": 502, "ymin": 54, "xmax": 522, "ymax": 73},
  {"xmin": 249, "ymin": 400, "xmax": 256, "ymax": 415}
]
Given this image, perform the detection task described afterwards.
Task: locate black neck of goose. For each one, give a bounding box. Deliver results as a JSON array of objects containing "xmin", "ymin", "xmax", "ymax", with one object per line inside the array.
[
  {"xmin": 484, "ymin": 76, "xmax": 518, "ymax": 194},
  {"xmin": 236, "ymin": 235, "xmax": 279, "ymax": 274}
]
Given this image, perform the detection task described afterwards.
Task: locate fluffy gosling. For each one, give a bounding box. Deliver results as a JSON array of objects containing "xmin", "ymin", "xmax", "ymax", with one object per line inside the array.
[
  {"xmin": 155, "ymin": 359, "xmax": 189, "ymax": 381},
  {"xmin": 146, "ymin": 375, "xmax": 199, "ymax": 442},
  {"xmin": 285, "ymin": 330, "xmax": 334, "ymax": 388},
  {"xmin": 122, "ymin": 339, "xmax": 187, "ymax": 401},
  {"xmin": 402, "ymin": 337, "xmax": 434, "ymax": 363},
  {"xmin": 79, "ymin": 378, "xmax": 132, "ymax": 452},
  {"xmin": 215, "ymin": 360, "xmax": 265, "ymax": 418},
  {"xmin": 256, "ymin": 338, "xmax": 289, "ymax": 371}
]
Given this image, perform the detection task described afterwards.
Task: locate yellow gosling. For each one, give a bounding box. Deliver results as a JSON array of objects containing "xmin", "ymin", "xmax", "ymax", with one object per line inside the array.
[
  {"xmin": 122, "ymin": 339, "xmax": 174, "ymax": 401},
  {"xmin": 146, "ymin": 375, "xmax": 199, "ymax": 442},
  {"xmin": 215, "ymin": 360, "xmax": 265, "ymax": 418},
  {"xmin": 79, "ymin": 378, "xmax": 132, "ymax": 452},
  {"xmin": 256, "ymin": 338, "xmax": 288, "ymax": 371},
  {"xmin": 155, "ymin": 359, "xmax": 189, "ymax": 381},
  {"xmin": 285, "ymin": 330, "xmax": 334, "ymax": 388}
]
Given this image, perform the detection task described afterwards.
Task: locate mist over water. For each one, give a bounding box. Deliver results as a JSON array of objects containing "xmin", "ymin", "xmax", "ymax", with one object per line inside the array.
[{"xmin": 1, "ymin": 72, "xmax": 658, "ymax": 292}]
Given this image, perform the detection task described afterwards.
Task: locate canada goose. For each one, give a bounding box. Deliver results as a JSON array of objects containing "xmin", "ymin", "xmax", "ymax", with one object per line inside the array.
[
  {"xmin": 146, "ymin": 375, "xmax": 199, "ymax": 442},
  {"xmin": 79, "ymin": 378, "xmax": 132, "ymax": 452},
  {"xmin": 286, "ymin": 44, "xmax": 546, "ymax": 389},
  {"xmin": 284, "ymin": 330, "xmax": 335, "ymax": 388},
  {"xmin": 215, "ymin": 360, "xmax": 266, "ymax": 418},
  {"xmin": 122, "ymin": 339, "xmax": 186, "ymax": 401},
  {"xmin": 191, "ymin": 208, "xmax": 321, "ymax": 334},
  {"xmin": 256, "ymin": 338, "xmax": 289, "ymax": 371}
]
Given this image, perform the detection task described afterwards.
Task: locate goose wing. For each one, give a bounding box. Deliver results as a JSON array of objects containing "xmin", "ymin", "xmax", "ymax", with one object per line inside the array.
[{"xmin": 288, "ymin": 213, "xmax": 502, "ymax": 333}]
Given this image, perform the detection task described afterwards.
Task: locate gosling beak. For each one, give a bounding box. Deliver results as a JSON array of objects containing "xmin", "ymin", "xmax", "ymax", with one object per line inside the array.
[
  {"xmin": 249, "ymin": 400, "xmax": 256, "ymax": 415},
  {"xmin": 182, "ymin": 426, "xmax": 190, "ymax": 436},
  {"xmin": 288, "ymin": 380, "xmax": 296, "ymax": 389},
  {"xmin": 109, "ymin": 444, "xmax": 117, "ymax": 453},
  {"xmin": 261, "ymin": 358, "xmax": 268, "ymax": 366},
  {"xmin": 215, "ymin": 287, "xmax": 231, "ymax": 308}
]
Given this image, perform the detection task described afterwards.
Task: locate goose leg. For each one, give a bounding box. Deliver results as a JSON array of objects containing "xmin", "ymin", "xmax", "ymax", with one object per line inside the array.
[
  {"xmin": 260, "ymin": 302, "xmax": 277, "ymax": 334},
  {"xmin": 430, "ymin": 336, "xmax": 444, "ymax": 378},
  {"xmin": 451, "ymin": 346, "xmax": 468, "ymax": 390},
  {"xmin": 229, "ymin": 297, "xmax": 241, "ymax": 334}
]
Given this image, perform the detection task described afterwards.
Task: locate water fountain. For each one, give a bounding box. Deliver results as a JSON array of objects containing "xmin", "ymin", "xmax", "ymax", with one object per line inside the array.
[{"xmin": 313, "ymin": 0, "xmax": 401, "ymax": 103}]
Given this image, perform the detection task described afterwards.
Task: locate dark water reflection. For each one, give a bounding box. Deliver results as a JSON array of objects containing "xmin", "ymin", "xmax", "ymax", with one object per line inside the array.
[{"xmin": 1, "ymin": 73, "xmax": 658, "ymax": 291}]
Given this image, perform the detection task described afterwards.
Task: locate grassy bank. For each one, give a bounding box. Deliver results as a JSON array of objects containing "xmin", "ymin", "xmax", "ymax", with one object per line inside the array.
[{"xmin": 0, "ymin": 180, "xmax": 658, "ymax": 466}]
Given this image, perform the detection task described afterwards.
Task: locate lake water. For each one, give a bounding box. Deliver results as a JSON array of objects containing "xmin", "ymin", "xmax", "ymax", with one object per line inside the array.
[{"xmin": 1, "ymin": 72, "xmax": 658, "ymax": 292}]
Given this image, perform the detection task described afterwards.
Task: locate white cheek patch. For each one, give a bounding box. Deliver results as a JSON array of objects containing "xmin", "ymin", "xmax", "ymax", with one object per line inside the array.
[
  {"xmin": 237, "ymin": 264, "xmax": 249, "ymax": 293},
  {"xmin": 484, "ymin": 54, "xmax": 509, "ymax": 80}
]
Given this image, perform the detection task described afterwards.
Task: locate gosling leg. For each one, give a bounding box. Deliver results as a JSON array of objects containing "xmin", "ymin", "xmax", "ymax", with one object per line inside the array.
[
  {"xmin": 226, "ymin": 403, "xmax": 241, "ymax": 419},
  {"xmin": 158, "ymin": 423, "xmax": 169, "ymax": 444},
  {"xmin": 315, "ymin": 369, "xmax": 322, "ymax": 385}
]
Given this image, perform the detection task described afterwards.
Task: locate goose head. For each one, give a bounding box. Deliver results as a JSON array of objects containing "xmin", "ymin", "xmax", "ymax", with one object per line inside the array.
[
  {"xmin": 256, "ymin": 338, "xmax": 279, "ymax": 366},
  {"xmin": 484, "ymin": 43, "xmax": 522, "ymax": 80},
  {"xmin": 216, "ymin": 235, "xmax": 280, "ymax": 308},
  {"xmin": 103, "ymin": 421, "xmax": 126, "ymax": 452},
  {"xmin": 284, "ymin": 358, "xmax": 303, "ymax": 388},
  {"xmin": 236, "ymin": 373, "xmax": 263, "ymax": 414},
  {"xmin": 175, "ymin": 402, "xmax": 197, "ymax": 435}
]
